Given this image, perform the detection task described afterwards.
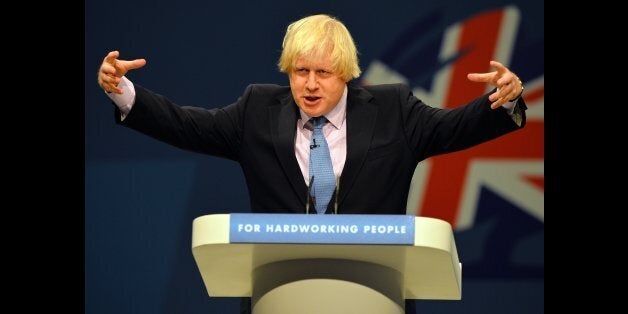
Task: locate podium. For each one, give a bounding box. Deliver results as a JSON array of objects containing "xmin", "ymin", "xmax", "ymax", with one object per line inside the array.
[{"xmin": 192, "ymin": 214, "xmax": 462, "ymax": 314}]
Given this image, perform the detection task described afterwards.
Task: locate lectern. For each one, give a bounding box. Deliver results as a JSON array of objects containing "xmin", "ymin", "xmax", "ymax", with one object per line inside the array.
[{"xmin": 192, "ymin": 214, "xmax": 461, "ymax": 314}]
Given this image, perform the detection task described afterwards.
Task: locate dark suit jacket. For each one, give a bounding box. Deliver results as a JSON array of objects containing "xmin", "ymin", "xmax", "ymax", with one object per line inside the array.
[
  {"xmin": 118, "ymin": 82, "xmax": 525, "ymax": 215},
  {"xmin": 117, "ymin": 82, "xmax": 525, "ymax": 313}
]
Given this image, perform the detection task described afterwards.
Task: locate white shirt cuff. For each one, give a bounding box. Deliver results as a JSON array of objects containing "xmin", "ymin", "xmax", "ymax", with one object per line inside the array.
[
  {"xmin": 502, "ymin": 99, "xmax": 516, "ymax": 115},
  {"xmin": 105, "ymin": 76, "xmax": 136, "ymax": 119}
]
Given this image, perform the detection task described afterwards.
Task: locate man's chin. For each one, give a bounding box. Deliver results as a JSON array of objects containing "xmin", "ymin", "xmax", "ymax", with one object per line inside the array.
[{"xmin": 297, "ymin": 104, "xmax": 324, "ymax": 117}]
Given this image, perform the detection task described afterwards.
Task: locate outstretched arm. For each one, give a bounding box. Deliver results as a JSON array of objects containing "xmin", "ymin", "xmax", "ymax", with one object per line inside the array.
[
  {"xmin": 467, "ymin": 60, "xmax": 524, "ymax": 109},
  {"xmin": 97, "ymin": 50, "xmax": 147, "ymax": 94}
]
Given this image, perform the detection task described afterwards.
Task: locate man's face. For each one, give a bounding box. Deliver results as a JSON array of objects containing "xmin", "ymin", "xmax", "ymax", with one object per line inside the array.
[{"xmin": 289, "ymin": 53, "xmax": 347, "ymax": 117}]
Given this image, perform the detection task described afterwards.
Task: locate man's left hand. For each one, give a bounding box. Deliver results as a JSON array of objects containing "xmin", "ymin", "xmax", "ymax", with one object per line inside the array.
[{"xmin": 467, "ymin": 60, "xmax": 523, "ymax": 109}]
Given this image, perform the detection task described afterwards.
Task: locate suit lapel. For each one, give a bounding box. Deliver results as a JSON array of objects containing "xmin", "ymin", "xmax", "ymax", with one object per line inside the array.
[
  {"xmin": 270, "ymin": 94, "xmax": 308, "ymax": 208},
  {"xmin": 338, "ymin": 85, "xmax": 376, "ymax": 205}
]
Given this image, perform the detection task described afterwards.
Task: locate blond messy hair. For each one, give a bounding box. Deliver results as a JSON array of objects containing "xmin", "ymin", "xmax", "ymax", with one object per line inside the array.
[{"xmin": 278, "ymin": 14, "xmax": 361, "ymax": 82}]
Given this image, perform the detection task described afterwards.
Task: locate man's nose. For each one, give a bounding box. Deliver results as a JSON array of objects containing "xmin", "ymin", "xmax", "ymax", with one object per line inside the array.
[{"xmin": 306, "ymin": 72, "xmax": 318, "ymax": 90}]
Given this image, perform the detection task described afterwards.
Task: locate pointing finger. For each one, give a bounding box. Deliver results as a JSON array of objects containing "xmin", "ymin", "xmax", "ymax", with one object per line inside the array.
[
  {"xmin": 467, "ymin": 72, "xmax": 495, "ymax": 83},
  {"xmin": 119, "ymin": 58, "xmax": 147, "ymax": 71}
]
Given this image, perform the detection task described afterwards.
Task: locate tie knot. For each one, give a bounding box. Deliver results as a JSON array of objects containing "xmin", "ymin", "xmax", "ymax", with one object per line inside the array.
[{"xmin": 312, "ymin": 116, "xmax": 327, "ymax": 129}]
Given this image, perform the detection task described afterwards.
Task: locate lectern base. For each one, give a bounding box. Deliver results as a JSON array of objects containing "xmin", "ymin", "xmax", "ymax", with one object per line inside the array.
[{"xmin": 252, "ymin": 259, "xmax": 405, "ymax": 314}]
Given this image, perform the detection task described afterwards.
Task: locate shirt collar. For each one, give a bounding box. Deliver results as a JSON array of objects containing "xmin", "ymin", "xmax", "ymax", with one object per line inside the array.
[{"xmin": 299, "ymin": 85, "xmax": 347, "ymax": 130}]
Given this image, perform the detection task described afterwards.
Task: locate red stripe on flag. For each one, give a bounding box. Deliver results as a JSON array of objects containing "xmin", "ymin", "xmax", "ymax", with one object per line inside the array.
[
  {"xmin": 420, "ymin": 9, "xmax": 506, "ymax": 224},
  {"xmin": 524, "ymin": 175, "xmax": 544, "ymax": 191},
  {"xmin": 526, "ymin": 86, "xmax": 544, "ymax": 103},
  {"xmin": 419, "ymin": 121, "xmax": 543, "ymax": 226}
]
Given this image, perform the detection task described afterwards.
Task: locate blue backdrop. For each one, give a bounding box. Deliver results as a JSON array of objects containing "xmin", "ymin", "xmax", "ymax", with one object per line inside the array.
[{"xmin": 85, "ymin": 1, "xmax": 544, "ymax": 313}]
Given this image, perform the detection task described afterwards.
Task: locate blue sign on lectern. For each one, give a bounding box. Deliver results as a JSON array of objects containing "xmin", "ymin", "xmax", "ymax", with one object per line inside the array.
[{"xmin": 229, "ymin": 213, "xmax": 415, "ymax": 245}]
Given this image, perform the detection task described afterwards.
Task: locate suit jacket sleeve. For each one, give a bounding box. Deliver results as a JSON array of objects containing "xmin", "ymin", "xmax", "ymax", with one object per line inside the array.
[
  {"xmin": 115, "ymin": 84, "xmax": 250, "ymax": 161},
  {"xmin": 397, "ymin": 84, "xmax": 527, "ymax": 161}
]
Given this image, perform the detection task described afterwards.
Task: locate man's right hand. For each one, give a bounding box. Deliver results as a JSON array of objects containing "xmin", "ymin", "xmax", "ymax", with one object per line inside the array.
[{"xmin": 97, "ymin": 51, "xmax": 146, "ymax": 94}]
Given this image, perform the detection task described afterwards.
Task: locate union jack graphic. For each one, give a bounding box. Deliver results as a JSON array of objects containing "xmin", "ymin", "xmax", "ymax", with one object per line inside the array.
[{"xmin": 362, "ymin": 5, "xmax": 544, "ymax": 279}]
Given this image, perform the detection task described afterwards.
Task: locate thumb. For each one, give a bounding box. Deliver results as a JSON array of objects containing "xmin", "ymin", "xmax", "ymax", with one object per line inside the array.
[{"xmin": 104, "ymin": 50, "xmax": 120, "ymax": 65}]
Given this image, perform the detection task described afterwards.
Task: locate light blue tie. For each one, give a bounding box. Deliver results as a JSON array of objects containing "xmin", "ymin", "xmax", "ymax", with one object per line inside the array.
[{"xmin": 309, "ymin": 116, "xmax": 335, "ymax": 214}]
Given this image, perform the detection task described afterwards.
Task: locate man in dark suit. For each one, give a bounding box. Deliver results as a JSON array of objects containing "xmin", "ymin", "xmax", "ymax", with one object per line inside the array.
[{"xmin": 97, "ymin": 13, "xmax": 525, "ymax": 314}]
